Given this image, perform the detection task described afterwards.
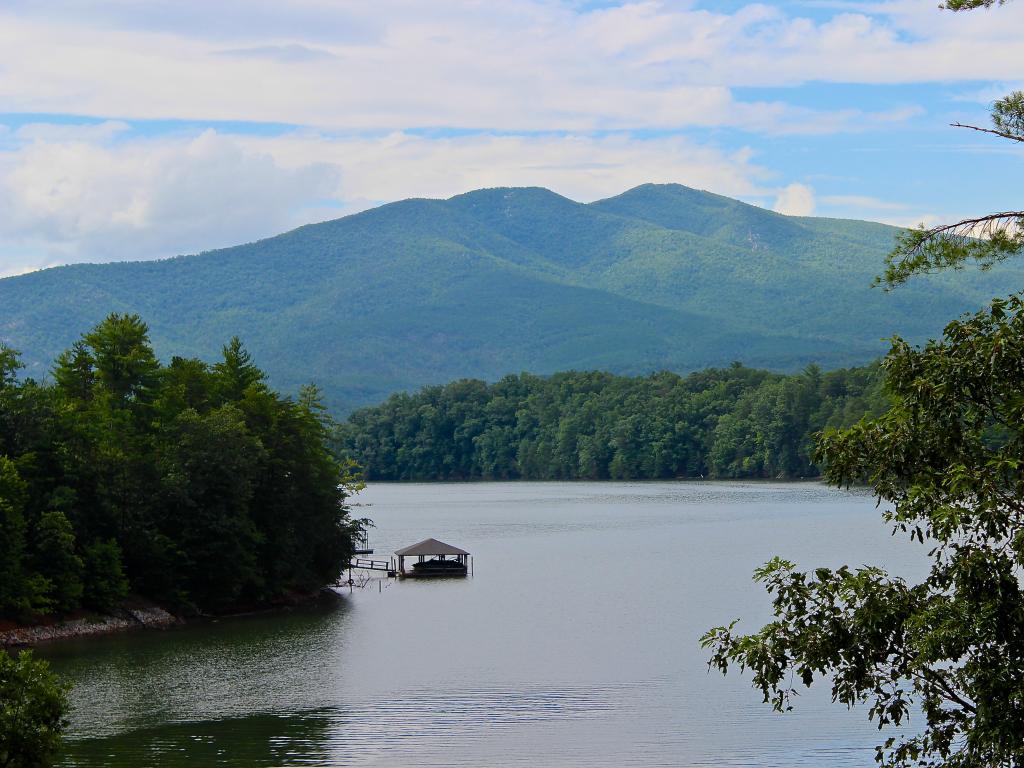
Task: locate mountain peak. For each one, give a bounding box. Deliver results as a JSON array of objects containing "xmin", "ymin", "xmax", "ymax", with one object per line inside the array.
[
  {"xmin": 595, "ymin": 182, "xmax": 759, "ymax": 214},
  {"xmin": 2, "ymin": 182, "xmax": 1012, "ymax": 415},
  {"xmin": 447, "ymin": 186, "xmax": 578, "ymax": 212}
]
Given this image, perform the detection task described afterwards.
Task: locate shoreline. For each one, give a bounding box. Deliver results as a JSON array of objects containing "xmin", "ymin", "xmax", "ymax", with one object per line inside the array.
[
  {"xmin": 0, "ymin": 589, "xmax": 342, "ymax": 649},
  {"xmin": 355, "ymin": 476, "xmax": 831, "ymax": 484},
  {"xmin": 0, "ymin": 602, "xmax": 180, "ymax": 648}
]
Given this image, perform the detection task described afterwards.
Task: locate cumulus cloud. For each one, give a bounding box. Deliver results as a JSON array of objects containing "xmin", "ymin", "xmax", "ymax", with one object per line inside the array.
[
  {"xmin": 773, "ymin": 183, "xmax": 815, "ymax": 216},
  {"xmin": 239, "ymin": 130, "xmax": 770, "ymax": 208},
  {"xmin": 0, "ymin": 129, "xmax": 338, "ymax": 267},
  {"xmin": 0, "ymin": 1, "xmax": 1017, "ymax": 272},
  {"xmin": 0, "ymin": 125, "xmax": 772, "ymax": 273},
  {"xmin": 0, "ymin": 1, "xmax": 998, "ymax": 132}
]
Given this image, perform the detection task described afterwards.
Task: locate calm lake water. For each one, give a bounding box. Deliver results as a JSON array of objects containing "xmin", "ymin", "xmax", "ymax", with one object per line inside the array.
[{"xmin": 42, "ymin": 481, "xmax": 928, "ymax": 767}]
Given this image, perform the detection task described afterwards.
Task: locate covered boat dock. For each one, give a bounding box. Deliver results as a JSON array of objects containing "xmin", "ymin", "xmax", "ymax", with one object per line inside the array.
[{"xmin": 394, "ymin": 538, "xmax": 471, "ymax": 578}]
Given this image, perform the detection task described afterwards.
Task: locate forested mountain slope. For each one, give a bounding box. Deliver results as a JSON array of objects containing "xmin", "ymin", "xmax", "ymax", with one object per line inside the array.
[{"xmin": 1, "ymin": 184, "xmax": 1019, "ymax": 412}]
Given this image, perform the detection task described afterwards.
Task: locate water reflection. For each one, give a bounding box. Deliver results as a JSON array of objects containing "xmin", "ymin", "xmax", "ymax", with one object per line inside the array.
[
  {"xmin": 61, "ymin": 709, "xmax": 335, "ymax": 767},
  {"xmin": 44, "ymin": 599, "xmax": 353, "ymax": 738},
  {"xmin": 43, "ymin": 482, "xmax": 925, "ymax": 767}
]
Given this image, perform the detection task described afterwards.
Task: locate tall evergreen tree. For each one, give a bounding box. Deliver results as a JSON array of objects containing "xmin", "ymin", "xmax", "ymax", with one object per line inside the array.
[
  {"xmin": 0, "ymin": 313, "xmax": 363, "ymax": 619},
  {"xmin": 32, "ymin": 511, "xmax": 84, "ymax": 614},
  {"xmin": 0, "ymin": 457, "xmax": 32, "ymax": 615}
]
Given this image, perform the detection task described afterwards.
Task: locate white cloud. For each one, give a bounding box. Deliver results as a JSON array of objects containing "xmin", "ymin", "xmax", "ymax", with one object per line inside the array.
[
  {"xmin": 0, "ymin": 125, "xmax": 772, "ymax": 272},
  {"xmin": 0, "ymin": 1, "xmax": 999, "ymax": 132},
  {"xmin": 0, "ymin": 129, "xmax": 338, "ymax": 267},
  {"xmin": 240, "ymin": 130, "xmax": 770, "ymax": 208},
  {"xmin": 0, "ymin": 1, "xmax": 1016, "ymax": 272},
  {"xmin": 773, "ymin": 183, "xmax": 815, "ymax": 216}
]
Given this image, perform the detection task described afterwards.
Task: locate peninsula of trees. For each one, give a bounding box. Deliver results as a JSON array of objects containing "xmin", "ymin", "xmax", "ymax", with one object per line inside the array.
[
  {"xmin": 334, "ymin": 363, "xmax": 889, "ymax": 481},
  {"xmin": 0, "ymin": 314, "xmax": 362, "ymax": 621}
]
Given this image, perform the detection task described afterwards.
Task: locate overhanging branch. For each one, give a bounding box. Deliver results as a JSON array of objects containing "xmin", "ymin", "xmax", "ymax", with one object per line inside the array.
[
  {"xmin": 951, "ymin": 122, "xmax": 1024, "ymax": 144},
  {"xmin": 905, "ymin": 212, "xmax": 1024, "ymax": 255}
]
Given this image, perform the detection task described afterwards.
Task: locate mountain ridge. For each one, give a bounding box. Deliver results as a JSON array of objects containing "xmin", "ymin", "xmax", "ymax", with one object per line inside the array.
[{"xmin": 1, "ymin": 183, "xmax": 1019, "ymax": 412}]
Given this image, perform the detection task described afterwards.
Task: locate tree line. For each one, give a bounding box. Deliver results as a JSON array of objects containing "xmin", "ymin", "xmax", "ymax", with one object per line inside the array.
[
  {"xmin": 333, "ymin": 362, "xmax": 890, "ymax": 481},
  {"xmin": 0, "ymin": 314, "xmax": 362, "ymax": 621}
]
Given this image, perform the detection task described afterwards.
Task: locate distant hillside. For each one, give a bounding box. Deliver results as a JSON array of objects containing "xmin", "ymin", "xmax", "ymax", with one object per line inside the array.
[
  {"xmin": 334, "ymin": 363, "xmax": 891, "ymax": 482},
  {"xmin": 1, "ymin": 184, "xmax": 1020, "ymax": 412}
]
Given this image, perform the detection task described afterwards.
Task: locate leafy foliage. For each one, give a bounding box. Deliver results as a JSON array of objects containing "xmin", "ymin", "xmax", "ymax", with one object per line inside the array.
[
  {"xmin": 0, "ymin": 314, "xmax": 363, "ymax": 619},
  {"xmin": 703, "ymin": 49, "xmax": 1024, "ymax": 767},
  {"xmin": 334, "ymin": 363, "xmax": 889, "ymax": 481},
  {"xmin": 0, "ymin": 650, "xmax": 69, "ymax": 768},
  {"xmin": 31, "ymin": 512, "xmax": 84, "ymax": 614},
  {"xmin": 941, "ymin": 0, "xmax": 1005, "ymax": 10},
  {"xmin": 881, "ymin": 215, "xmax": 1024, "ymax": 289},
  {"xmin": 991, "ymin": 90, "xmax": 1024, "ymax": 137},
  {"xmin": 703, "ymin": 297, "xmax": 1024, "ymax": 766},
  {"xmin": 2, "ymin": 185, "xmax": 1021, "ymax": 413}
]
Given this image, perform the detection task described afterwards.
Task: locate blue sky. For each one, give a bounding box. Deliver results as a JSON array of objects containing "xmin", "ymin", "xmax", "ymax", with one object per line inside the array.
[{"xmin": 0, "ymin": 0, "xmax": 1021, "ymax": 276}]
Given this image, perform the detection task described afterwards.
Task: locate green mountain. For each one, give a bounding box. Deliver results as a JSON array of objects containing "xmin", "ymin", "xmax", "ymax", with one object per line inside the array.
[{"xmin": 1, "ymin": 184, "xmax": 1020, "ymax": 412}]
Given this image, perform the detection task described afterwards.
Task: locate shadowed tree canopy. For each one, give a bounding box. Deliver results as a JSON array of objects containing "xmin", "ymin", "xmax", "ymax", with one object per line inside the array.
[
  {"xmin": 333, "ymin": 364, "xmax": 889, "ymax": 482},
  {"xmin": 0, "ymin": 314, "xmax": 365, "ymax": 619},
  {"xmin": 0, "ymin": 650, "xmax": 69, "ymax": 768}
]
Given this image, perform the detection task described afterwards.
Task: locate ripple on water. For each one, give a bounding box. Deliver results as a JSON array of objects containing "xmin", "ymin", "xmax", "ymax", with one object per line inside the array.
[{"xmin": 49, "ymin": 481, "xmax": 915, "ymax": 767}]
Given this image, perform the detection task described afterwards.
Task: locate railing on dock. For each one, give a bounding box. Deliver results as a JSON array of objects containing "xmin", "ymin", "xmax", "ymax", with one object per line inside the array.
[{"xmin": 351, "ymin": 557, "xmax": 392, "ymax": 572}]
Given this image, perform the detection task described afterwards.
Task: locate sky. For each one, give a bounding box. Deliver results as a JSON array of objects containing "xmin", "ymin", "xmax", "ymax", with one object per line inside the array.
[{"xmin": 0, "ymin": 0, "xmax": 1022, "ymax": 277}]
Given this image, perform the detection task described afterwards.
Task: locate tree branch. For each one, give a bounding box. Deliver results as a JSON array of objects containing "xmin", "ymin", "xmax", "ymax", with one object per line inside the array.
[
  {"xmin": 897, "ymin": 649, "xmax": 978, "ymax": 715},
  {"xmin": 951, "ymin": 122, "xmax": 1024, "ymax": 144},
  {"xmin": 918, "ymin": 668, "xmax": 977, "ymax": 715},
  {"xmin": 905, "ymin": 212, "xmax": 1024, "ymax": 253}
]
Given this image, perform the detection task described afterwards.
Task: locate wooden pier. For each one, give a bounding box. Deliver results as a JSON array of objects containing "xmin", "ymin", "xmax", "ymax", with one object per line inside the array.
[{"xmin": 343, "ymin": 536, "xmax": 472, "ymax": 582}]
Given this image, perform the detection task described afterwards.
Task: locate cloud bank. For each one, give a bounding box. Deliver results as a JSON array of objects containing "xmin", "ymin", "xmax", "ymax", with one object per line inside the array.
[
  {"xmin": 0, "ymin": 126, "xmax": 776, "ymax": 272},
  {"xmin": 0, "ymin": 0, "xmax": 1019, "ymax": 274},
  {"xmin": 2, "ymin": 1, "xmax": 1020, "ymax": 130}
]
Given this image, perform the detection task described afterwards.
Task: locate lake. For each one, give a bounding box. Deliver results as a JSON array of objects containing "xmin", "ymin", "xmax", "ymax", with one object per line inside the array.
[{"xmin": 43, "ymin": 481, "xmax": 927, "ymax": 767}]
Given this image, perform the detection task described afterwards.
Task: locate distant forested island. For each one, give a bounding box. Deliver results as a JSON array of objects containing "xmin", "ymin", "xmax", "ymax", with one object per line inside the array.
[
  {"xmin": 0, "ymin": 314, "xmax": 361, "ymax": 623},
  {"xmin": 333, "ymin": 363, "xmax": 889, "ymax": 481}
]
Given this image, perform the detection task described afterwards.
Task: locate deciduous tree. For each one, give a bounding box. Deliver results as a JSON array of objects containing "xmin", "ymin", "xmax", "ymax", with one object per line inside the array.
[
  {"xmin": 0, "ymin": 651, "xmax": 69, "ymax": 768},
  {"xmin": 702, "ymin": 9, "xmax": 1024, "ymax": 764}
]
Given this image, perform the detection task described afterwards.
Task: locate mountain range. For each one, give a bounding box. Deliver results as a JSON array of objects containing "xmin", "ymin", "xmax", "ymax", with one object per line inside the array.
[{"xmin": 1, "ymin": 183, "xmax": 1020, "ymax": 413}]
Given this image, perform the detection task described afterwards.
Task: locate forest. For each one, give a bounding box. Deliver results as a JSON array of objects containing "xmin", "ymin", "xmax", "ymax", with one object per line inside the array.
[
  {"xmin": 0, "ymin": 313, "xmax": 362, "ymax": 621},
  {"xmin": 333, "ymin": 362, "xmax": 890, "ymax": 481},
  {"xmin": 3, "ymin": 184, "xmax": 1018, "ymax": 416}
]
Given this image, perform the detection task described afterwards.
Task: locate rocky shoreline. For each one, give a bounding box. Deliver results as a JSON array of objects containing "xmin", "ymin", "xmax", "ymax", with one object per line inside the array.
[
  {"xmin": 0, "ymin": 588, "xmax": 343, "ymax": 648},
  {"xmin": 0, "ymin": 604, "xmax": 181, "ymax": 648}
]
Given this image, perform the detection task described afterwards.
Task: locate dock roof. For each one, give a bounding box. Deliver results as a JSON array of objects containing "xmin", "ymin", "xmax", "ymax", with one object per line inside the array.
[{"xmin": 394, "ymin": 538, "xmax": 470, "ymax": 557}]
